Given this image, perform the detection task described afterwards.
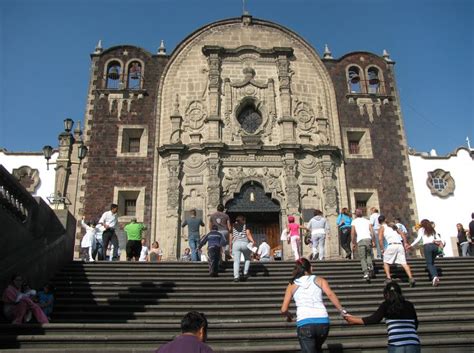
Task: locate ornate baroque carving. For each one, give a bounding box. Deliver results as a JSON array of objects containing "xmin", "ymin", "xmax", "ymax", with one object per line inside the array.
[
  {"xmin": 317, "ymin": 160, "xmax": 338, "ymax": 212},
  {"xmin": 165, "ymin": 158, "xmax": 181, "ymax": 211},
  {"xmin": 184, "ymin": 100, "xmax": 207, "ymax": 131},
  {"xmin": 206, "ymin": 157, "xmax": 221, "ymax": 209}
]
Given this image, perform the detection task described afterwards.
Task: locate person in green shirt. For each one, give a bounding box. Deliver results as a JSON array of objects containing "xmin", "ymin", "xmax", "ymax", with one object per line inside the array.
[{"xmin": 124, "ymin": 218, "xmax": 147, "ymax": 261}]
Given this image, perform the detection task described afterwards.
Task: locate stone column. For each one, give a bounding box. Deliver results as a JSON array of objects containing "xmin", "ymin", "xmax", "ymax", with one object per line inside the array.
[
  {"xmin": 317, "ymin": 156, "xmax": 340, "ymax": 259},
  {"xmin": 54, "ymin": 131, "xmax": 74, "ymax": 209},
  {"xmin": 206, "ymin": 153, "xmax": 221, "ymax": 216},
  {"xmin": 165, "ymin": 154, "xmax": 182, "ymax": 259},
  {"xmin": 205, "ymin": 50, "xmax": 222, "ymax": 142},
  {"xmin": 277, "ymin": 54, "xmax": 296, "ymax": 143},
  {"xmin": 283, "ymin": 155, "xmax": 300, "ymax": 260}
]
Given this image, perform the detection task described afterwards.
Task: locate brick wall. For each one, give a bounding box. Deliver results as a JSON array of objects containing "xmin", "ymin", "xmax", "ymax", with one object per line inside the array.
[
  {"xmin": 82, "ymin": 45, "xmax": 168, "ymax": 235},
  {"xmin": 324, "ymin": 52, "xmax": 416, "ymax": 229}
]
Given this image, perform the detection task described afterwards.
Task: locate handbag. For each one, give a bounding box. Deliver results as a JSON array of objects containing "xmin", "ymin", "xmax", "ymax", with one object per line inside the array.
[
  {"xmin": 280, "ymin": 228, "xmax": 288, "ymax": 241},
  {"xmin": 304, "ymin": 231, "xmax": 312, "ymax": 245}
]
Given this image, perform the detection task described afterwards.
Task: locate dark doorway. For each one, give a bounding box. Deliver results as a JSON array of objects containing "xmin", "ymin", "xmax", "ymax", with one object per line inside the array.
[{"xmin": 225, "ymin": 181, "xmax": 281, "ymax": 256}]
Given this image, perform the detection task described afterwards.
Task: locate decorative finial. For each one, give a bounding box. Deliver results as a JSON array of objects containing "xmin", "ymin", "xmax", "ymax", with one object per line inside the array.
[
  {"xmin": 323, "ymin": 44, "xmax": 333, "ymax": 59},
  {"xmin": 157, "ymin": 40, "xmax": 166, "ymax": 55},
  {"xmin": 383, "ymin": 49, "xmax": 393, "ymax": 62},
  {"xmin": 173, "ymin": 94, "xmax": 180, "ymax": 115},
  {"xmin": 242, "ymin": 0, "xmax": 249, "ymax": 15},
  {"xmin": 74, "ymin": 121, "xmax": 82, "ymax": 139},
  {"xmin": 94, "ymin": 40, "xmax": 103, "ymax": 54}
]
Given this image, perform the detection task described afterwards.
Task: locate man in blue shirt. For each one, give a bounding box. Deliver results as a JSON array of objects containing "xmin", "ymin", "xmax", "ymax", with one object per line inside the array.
[{"xmin": 199, "ymin": 225, "xmax": 227, "ymax": 277}]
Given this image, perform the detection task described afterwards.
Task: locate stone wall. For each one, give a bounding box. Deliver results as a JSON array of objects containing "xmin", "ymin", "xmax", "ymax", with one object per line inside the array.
[{"xmin": 0, "ymin": 165, "xmax": 75, "ymax": 293}]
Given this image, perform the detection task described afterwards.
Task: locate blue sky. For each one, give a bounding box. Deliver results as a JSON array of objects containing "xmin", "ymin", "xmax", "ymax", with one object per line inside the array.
[{"xmin": 0, "ymin": 0, "xmax": 472, "ymax": 155}]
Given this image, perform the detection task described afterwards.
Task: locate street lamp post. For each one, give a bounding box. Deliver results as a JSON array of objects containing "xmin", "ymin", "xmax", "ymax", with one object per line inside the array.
[{"xmin": 42, "ymin": 118, "xmax": 88, "ymax": 209}]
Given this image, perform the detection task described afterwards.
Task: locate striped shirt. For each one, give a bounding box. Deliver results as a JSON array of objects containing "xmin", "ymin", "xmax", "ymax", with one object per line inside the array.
[
  {"xmin": 232, "ymin": 223, "xmax": 248, "ymax": 243},
  {"xmin": 362, "ymin": 300, "xmax": 420, "ymax": 346}
]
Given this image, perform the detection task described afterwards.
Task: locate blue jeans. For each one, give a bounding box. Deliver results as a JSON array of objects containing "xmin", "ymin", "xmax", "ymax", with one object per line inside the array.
[
  {"xmin": 388, "ymin": 345, "xmax": 421, "ymax": 353},
  {"xmin": 297, "ymin": 323, "xmax": 330, "ymax": 353},
  {"xmin": 188, "ymin": 236, "xmax": 200, "ymax": 261},
  {"xmin": 232, "ymin": 241, "xmax": 251, "ymax": 279},
  {"xmin": 92, "ymin": 239, "xmax": 104, "ymax": 260},
  {"xmin": 424, "ymin": 243, "xmax": 438, "ymax": 279}
]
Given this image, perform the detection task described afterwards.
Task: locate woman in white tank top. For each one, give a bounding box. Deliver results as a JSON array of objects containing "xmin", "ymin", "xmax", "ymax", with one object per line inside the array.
[{"xmin": 280, "ymin": 258, "xmax": 346, "ymax": 353}]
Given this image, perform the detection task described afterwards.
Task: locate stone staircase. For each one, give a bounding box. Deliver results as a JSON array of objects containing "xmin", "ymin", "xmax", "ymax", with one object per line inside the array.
[{"xmin": 1, "ymin": 258, "xmax": 474, "ymax": 352}]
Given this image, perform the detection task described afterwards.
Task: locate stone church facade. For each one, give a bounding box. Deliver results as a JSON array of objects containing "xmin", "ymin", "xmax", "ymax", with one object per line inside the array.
[{"xmin": 77, "ymin": 15, "xmax": 417, "ymax": 259}]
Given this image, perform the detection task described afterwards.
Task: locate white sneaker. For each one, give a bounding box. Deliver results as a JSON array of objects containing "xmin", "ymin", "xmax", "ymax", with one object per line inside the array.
[{"xmin": 432, "ymin": 276, "xmax": 440, "ymax": 287}]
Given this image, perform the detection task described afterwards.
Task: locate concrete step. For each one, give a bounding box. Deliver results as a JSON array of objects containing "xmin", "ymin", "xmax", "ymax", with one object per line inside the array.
[{"xmin": 1, "ymin": 257, "xmax": 473, "ymax": 352}]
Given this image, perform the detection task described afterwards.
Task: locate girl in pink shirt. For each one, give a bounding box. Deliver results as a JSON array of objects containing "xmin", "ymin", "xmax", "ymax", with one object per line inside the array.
[{"xmin": 287, "ymin": 216, "xmax": 306, "ymax": 260}]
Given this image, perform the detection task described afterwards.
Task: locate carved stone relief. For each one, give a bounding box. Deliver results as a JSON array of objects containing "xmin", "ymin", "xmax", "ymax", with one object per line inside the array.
[
  {"xmin": 294, "ymin": 101, "xmax": 315, "ymax": 131},
  {"xmin": 165, "ymin": 158, "xmax": 181, "ymax": 211},
  {"xmin": 206, "ymin": 157, "xmax": 221, "ymax": 209},
  {"xmin": 317, "ymin": 160, "xmax": 338, "ymax": 213},
  {"xmin": 184, "ymin": 100, "xmax": 207, "ymax": 131},
  {"xmin": 222, "ymin": 166, "xmax": 284, "ymax": 201},
  {"xmin": 12, "ymin": 166, "xmax": 40, "ymax": 193},
  {"xmin": 301, "ymin": 187, "xmax": 322, "ymax": 210}
]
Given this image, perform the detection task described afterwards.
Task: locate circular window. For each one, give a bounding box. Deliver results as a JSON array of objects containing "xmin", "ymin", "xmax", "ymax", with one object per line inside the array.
[{"xmin": 237, "ymin": 106, "xmax": 262, "ymax": 134}]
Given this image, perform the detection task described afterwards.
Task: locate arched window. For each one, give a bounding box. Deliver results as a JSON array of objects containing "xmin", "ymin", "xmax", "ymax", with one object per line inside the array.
[
  {"xmin": 347, "ymin": 66, "xmax": 362, "ymax": 93},
  {"xmin": 127, "ymin": 61, "xmax": 142, "ymax": 90},
  {"xmin": 367, "ymin": 67, "xmax": 380, "ymax": 94},
  {"xmin": 106, "ymin": 61, "xmax": 122, "ymax": 89}
]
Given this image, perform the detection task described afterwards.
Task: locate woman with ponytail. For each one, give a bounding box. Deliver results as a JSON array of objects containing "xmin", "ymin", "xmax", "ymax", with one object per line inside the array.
[
  {"xmin": 345, "ymin": 282, "xmax": 420, "ymax": 352},
  {"xmin": 280, "ymin": 258, "xmax": 345, "ymax": 353},
  {"xmin": 408, "ymin": 219, "xmax": 442, "ymax": 286}
]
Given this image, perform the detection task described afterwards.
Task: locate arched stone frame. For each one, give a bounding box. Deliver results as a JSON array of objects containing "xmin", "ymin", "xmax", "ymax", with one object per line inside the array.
[
  {"xmin": 365, "ymin": 64, "xmax": 386, "ymax": 95},
  {"xmin": 345, "ymin": 63, "xmax": 365, "ymax": 94},
  {"xmin": 103, "ymin": 58, "xmax": 125, "ymax": 89},
  {"xmin": 222, "ymin": 175, "xmax": 284, "ymax": 209},
  {"xmin": 124, "ymin": 58, "xmax": 146, "ymax": 90},
  {"xmin": 426, "ymin": 169, "xmax": 455, "ymax": 198}
]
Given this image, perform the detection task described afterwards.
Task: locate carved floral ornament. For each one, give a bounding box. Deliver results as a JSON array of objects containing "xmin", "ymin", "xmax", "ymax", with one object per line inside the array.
[{"xmin": 426, "ymin": 169, "xmax": 455, "ymax": 198}]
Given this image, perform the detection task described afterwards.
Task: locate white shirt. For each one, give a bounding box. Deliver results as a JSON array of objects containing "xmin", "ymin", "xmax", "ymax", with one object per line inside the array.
[
  {"xmin": 99, "ymin": 210, "xmax": 118, "ymax": 230},
  {"xmin": 352, "ymin": 217, "xmax": 372, "ymax": 242},
  {"xmin": 411, "ymin": 228, "xmax": 439, "ymax": 247},
  {"xmin": 293, "ymin": 275, "xmax": 328, "ymax": 322},
  {"xmin": 369, "ymin": 212, "xmax": 380, "ymax": 230},
  {"xmin": 80, "ymin": 220, "xmax": 96, "ymax": 247},
  {"xmin": 257, "ymin": 242, "xmax": 271, "ymax": 258},
  {"xmin": 381, "ymin": 224, "xmax": 402, "ymax": 244},
  {"xmin": 139, "ymin": 246, "xmax": 149, "ymax": 261}
]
